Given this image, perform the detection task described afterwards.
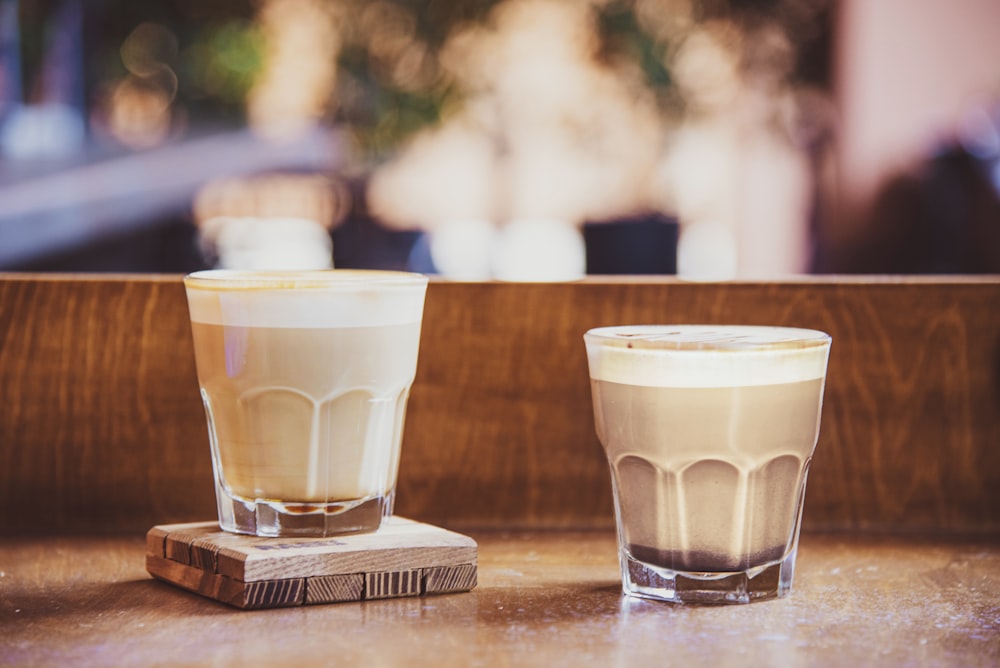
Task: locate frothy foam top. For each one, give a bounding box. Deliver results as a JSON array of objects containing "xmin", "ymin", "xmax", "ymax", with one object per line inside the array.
[
  {"xmin": 184, "ymin": 270, "xmax": 428, "ymax": 328},
  {"xmin": 585, "ymin": 325, "xmax": 831, "ymax": 388}
]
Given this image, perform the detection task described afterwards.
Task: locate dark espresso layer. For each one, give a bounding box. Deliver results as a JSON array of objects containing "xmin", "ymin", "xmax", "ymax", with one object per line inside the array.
[{"xmin": 628, "ymin": 543, "xmax": 788, "ymax": 573}]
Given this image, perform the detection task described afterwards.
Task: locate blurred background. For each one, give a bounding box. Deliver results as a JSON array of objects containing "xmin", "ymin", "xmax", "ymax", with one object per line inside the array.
[{"xmin": 0, "ymin": 0, "xmax": 998, "ymax": 279}]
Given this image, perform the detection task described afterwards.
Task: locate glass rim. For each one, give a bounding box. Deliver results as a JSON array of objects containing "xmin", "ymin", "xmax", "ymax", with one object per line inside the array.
[
  {"xmin": 183, "ymin": 269, "xmax": 428, "ymax": 291},
  {"xmin": 584, "ymin": 324, "xmax": 831, "ymax": 352}
]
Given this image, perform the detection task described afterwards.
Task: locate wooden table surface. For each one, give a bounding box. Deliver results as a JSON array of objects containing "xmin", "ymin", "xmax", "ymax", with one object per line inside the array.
[{"xmin": 2, "ymin": 530, "xmax": 998, "ymax": 667}]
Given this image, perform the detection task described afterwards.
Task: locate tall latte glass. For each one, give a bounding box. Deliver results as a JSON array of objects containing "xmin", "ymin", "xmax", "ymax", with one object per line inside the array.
[
  {"xmin": 585, "ymin": 325, "xmax": 831, "ymax": 604},
  {"xmin": 184, "ymin": 270, "xmax": 428, "ymax": 537}
]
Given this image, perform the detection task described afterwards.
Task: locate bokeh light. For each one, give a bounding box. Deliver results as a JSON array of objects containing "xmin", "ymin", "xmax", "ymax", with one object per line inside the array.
[
  {"xmin": 2, "ymin": 0, "xmax": 861, "ymax": 275},
  {"xmin": 368, "ymin": 0, "xmax": 669, "ymax": 279},
  {"xmin": 193, "ymin": 173, "xmax": 348, "ymax": 270},
  {"xmin": 247, "ymin": 0, "xmax": 340, "ymax": 137}
]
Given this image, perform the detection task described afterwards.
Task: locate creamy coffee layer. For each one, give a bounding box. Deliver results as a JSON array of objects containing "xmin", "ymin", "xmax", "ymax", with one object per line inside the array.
[
  {"xmin": 585, "ymin": 325, "xmax": 831, "ymax": 388},
  {"xmin": 184, "ymin": 270, "xmax": 428, "ymax": 532},
  {"xmin": 595, "ymin": 378, "xmax": 823, "ymax": 570},
  {"xmin": 185, "ymin": 270, "xmax": 427, "ymax": 328},
  {"xmin": 192, "ymin": 322, "xmax": 420, "ymax": 501}
]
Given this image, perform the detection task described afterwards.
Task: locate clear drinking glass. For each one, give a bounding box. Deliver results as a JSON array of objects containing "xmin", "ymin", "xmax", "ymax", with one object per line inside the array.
[
  {"xmin": 584, "ymin": 325, "xmax": 831, "ymax": 604},
  {"xmin": 184, "ymin": 269, "xmax": 428, "ymax": 537}
]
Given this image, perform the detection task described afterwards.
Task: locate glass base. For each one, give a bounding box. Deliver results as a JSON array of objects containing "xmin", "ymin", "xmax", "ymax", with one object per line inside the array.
[
  {"xmin": 215, "ymin": 489, "xmax": 393, "ymax": 537},
  {"xmin": 621, "ymin": 547, "xmax": 797, "ymax": 605}
]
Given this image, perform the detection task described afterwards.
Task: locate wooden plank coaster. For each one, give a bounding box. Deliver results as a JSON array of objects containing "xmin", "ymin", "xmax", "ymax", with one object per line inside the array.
[{"xmin": 145, "ymin": 516, "xmax": 477, "ymax": 610}]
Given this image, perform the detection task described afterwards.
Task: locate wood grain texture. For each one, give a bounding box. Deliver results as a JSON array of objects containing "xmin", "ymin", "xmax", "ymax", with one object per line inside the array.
[
  {"xmin": 145, "ymin": 554, "xmax": 247, "ymax": 607},
  {"xmin": 305, "ymin": 573, "xmax": 364, "ymax": 604},
  {"xmin": 1, "ymin": 275, "xmax": 998, "ymax": 534},
  {"xmin": 0, "ymin": 275, "xmax": 211, "ymax": 534},
  {"xmin": 218, "ymin": 517, "xmax": 475, "ymax": 582},
  {"xmin": 366, "ymin": 570, "xmax": 422, "ymax": 600},
  {"xmin": 145, "ymin": 525, "xmax": 168, "ymax": 557},
  {"xmin": 145, "ymin": 554, "xmax": 306, "ymax": 609},
  {"xmin": 424, "ymin": 563, "xmax": 478, "ymax": 594},
  {"xmin": 242, "ymin": 577, "xmax": 306, "ymax": 609},
  {"xmin": 403, "ymin": 278, "xmax": 1000, "ymax": 533},
  {"xmin": 4, "ymin": 533, "xmax": 999, "ymax": 666},
  {"xmin": 145, "ymin": 517, "xmax": 478, "ymax": 608}
]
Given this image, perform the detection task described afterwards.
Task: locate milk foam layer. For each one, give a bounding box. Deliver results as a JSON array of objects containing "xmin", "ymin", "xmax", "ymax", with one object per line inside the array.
[
  {"xmin": 184, "ymin": 270, "xmax": 428, "ymax": 328},
  {"xmin": 585, "ymin": 325, "xmax": 831, "ymax": 388}
]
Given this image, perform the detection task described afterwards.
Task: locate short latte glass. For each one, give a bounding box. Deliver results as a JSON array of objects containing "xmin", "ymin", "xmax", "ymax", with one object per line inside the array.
[
  {"xmin": 184, "ymin": 270, "xmax": 428, "ymax": 537},
  {"xmin": 585, "ymin": 325, "xmax": 831, "ymax": 604}
]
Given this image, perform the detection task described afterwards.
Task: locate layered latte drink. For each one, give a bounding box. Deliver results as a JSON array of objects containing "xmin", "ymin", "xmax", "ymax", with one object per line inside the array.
[
  {"xmin": 184, "ymin": 270, "xmax": 427, "ymax": 537},
  {"xmin": 585, "ymin": 325, "xmax": 831, "ymax": 604}
]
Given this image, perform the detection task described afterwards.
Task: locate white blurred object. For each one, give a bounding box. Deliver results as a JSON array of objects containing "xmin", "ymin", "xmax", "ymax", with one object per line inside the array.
[
  {"xmin": 677, "ymin": 220, "xmax": 737, "ymax": 280},
  {"xmin": 659, "ymin": 20, "xmax": 815, "ymax": 279},
  {"xmin": 429, "ymin": 219, "xmax": 496, "ymax": 280},
  {"xmin": 207, "ymin": 216, "xmax": 333, "ymax": 270},
  {"xmin": 365, "ymin": 120, "xmax": 497, "ymax": 231},
  {"xmin": 492, "ymin": 218, "xmax": 585, "ymax": 282},
  {"xmin": 366, "ymin": 0, "xmax": 665, "ymax": 267},
  {"xmin": 1, "ymin": 103, "xmax": 85, "ymax": 159},
  {"xmin": 248, "ymin": 0, "xmax": 341, "ymax": 138}
]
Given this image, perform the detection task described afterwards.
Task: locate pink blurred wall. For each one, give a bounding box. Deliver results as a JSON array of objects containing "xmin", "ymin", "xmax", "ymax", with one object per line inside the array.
[{"xmin": 833, "ymin": 0, "xmax": 1000, "ymax": 241}]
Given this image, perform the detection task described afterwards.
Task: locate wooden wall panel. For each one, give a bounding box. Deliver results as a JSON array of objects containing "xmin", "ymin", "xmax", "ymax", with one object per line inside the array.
[
  {"xmin": 0, "ymin": 276, "xmax": 213, "ymax": 533},
  {"xmin": 1, "ymin": 275, "xmax": 997, "ymax": 535}
]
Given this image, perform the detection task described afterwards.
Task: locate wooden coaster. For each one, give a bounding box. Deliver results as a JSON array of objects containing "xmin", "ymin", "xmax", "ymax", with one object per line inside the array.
[{"xmin": 145, "ymin": 516, "xmax": 478, "ymax": 609}]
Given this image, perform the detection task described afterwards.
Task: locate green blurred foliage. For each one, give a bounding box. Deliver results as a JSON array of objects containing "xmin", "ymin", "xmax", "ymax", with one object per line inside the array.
[
  {"xmin": 334, "ymin": 42, "xmax": 456, "ymax": 161},
  {"xmin": 178, "ymin": 20, "xmax": 263, "ymax": 111},
  {"xmin": 331, "ymin": 0, "xmax": 503, "ymax": 161},
  {"xmin": 596, "ymin": 1, "xmax": 674, "ymax": 90}
]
